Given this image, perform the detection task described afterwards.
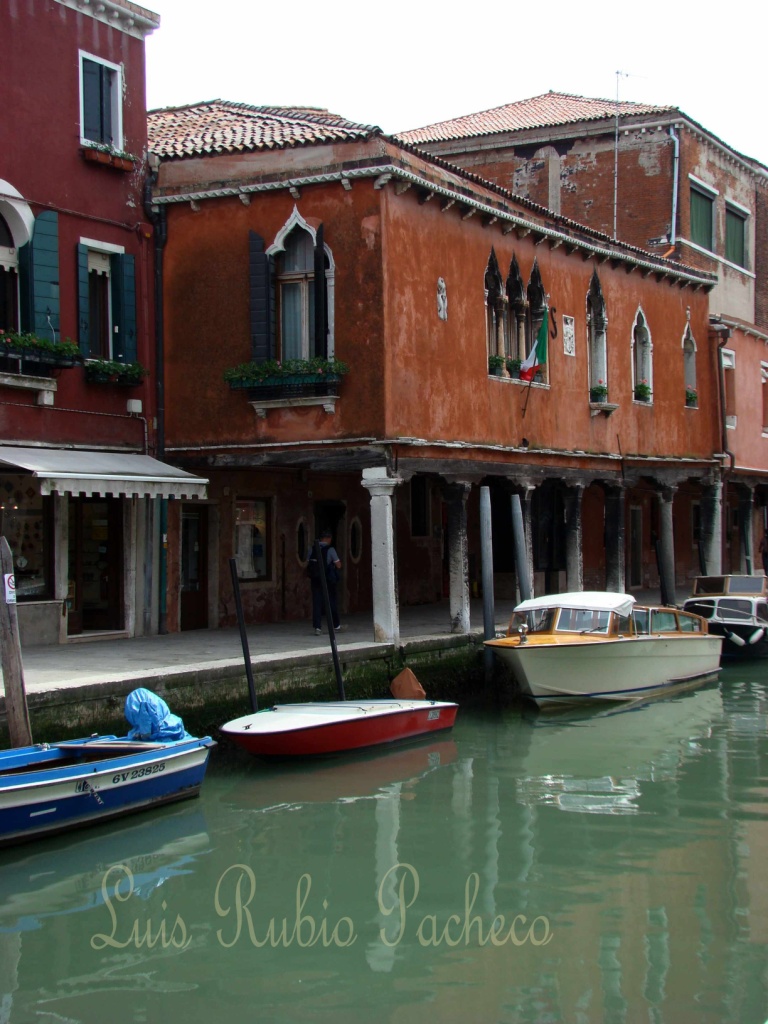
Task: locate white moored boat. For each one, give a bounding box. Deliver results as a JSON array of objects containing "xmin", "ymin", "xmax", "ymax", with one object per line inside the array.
[
  {"xmin": 485, "ymin": 591, "xmax": 722, "ymax": 705},
  {"xmin": 682, "ymin": 575, "xmax": 768, "ymax": 659}
]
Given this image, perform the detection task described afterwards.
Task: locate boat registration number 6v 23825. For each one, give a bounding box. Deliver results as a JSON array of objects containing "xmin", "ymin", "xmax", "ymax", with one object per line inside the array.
[{"xmin": 111, "ymin": 763, "xmax": 166, "ymax": 784}]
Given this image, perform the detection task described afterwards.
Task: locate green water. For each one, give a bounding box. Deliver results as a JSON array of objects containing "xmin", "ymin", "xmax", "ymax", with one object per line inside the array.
[{"xmin": 2, "ymin": 664, "xmax": 768, "ymax": 1023}]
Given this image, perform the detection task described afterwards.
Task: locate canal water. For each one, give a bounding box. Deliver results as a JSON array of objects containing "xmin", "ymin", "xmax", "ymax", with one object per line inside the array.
[{"xmin": 2, "ymin": 663, "xmax": 768, "ymax": 1023}]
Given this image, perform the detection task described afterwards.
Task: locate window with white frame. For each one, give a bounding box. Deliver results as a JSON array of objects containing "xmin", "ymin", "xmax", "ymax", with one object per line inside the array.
[
  {"xmin": 258, "ymin": 208, "xmax": 334, "ymax": 364},
  {"xmin": 485, "ymin": 249, "xmax": 508, "ymax": 363},
  {"xmin": 587, "ymin": 269, "xmax": 608, "ymax": 396},
  {"xmin": 632, "ymin": 309, "xmax": 653, "ymax": 400},
  {"xmin": 683, "ymin": 324, "xmax": 697, "ymax": 405},
  {"xmin": 77, "ymin": 239, "xmax": 137, "ymax": 363},
  {"xmin": 725, "ymin": 204, "xmax": 748, "ymax": 268},
  {"xmin": 79, "ymin": 51, "xmax": 123, "ymax": 150},
  {"xmin": 690, "ymin": 180, "xmax": 716, "ymax": 252},
  {"xmin": 762, "ymin": 363, "xmax": 768, "ymax": 433},
  {"xmin": 722, "ymin": 348, "xmax": 736, "ymax": 426}
]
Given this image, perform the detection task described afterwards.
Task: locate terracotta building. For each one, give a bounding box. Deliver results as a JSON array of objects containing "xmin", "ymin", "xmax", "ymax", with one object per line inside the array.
[
  {"xmin": 0, "ymin": 0, "xmax": 206, "ymax": 646},
  {"xmin": 400, "ymin": 92, "xmax": 768, "ymax": 577},
  {"xmin": 148, "ymin": 101, "xmax": 718, "ymax": 639}
]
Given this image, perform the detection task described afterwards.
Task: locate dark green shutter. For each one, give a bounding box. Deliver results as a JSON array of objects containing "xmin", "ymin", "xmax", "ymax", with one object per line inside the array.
[
  {"xmin": 77, "ymin": 243, "xmax": 90, "ymax": 356},
  {"xmin": 111, "ymin": 253, "xmax": 137, "ymax": 362},
  {"xmin": 249, "ymin": 231, "xmax": 274, "ymax": 362},
  {"xmin": 19, "ymin": 212, "xmax": 60, "ymax": 339},
  {"xmin": 82, "ymin": 58, "xmax": 112, "ymax": 144},
  {"xmin": 690, "ymin": 188, "xmax": 713, "ymax": 251},
  {"xmin": 313, "ymin": 224, "xmax": 328, "ymax": 359}
]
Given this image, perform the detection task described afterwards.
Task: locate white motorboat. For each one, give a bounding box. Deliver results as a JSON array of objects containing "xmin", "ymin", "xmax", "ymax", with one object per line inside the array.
[
  {"xmin": 485, "ymin": 591, "xmax": 722, "ymax": 705},
  {"xmin": 682, "ymin": 575, "xmax": 768, "ymax": 659}
]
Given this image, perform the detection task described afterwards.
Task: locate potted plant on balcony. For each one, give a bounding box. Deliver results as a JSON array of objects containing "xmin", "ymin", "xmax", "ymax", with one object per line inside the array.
[
  {"xmin": 81, "ymin": 143, "xmax": 137, "ymax": 171},
  {"xmin": 506, "ymin": 358, "xmax": 522, "ymax": 379},
  {"xmin": 685, "ymin": 386, "xmax": 698, "ymax": 407},
  {"xmin": 84, "ymin": 359, "xmax": 149, "ymax": 386},
  {"xmin": 224, "ymin": 357, "xmax": 349, "ymax": 398},
  {"xmin": 488, "ymin": 354, "xmax": 505, "ymax": 377},
  {"xmin": 634, "ymin": 379, "xmax": 652, "ymax": 402},
  {"xmin": 0, "ymin": 330, "xmax": 82, "ymax": 371},
  {"xmin": 590, "ymin": 380, "xmax": 609, "ymax": 403}
]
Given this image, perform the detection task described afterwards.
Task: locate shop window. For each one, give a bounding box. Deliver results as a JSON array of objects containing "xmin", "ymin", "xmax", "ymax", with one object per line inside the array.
[
  {"xmin": 690, "ymin": 182, "xmax": 715, "ymax": 251},
  {"xmin": 80, "ymin": 52, "xmax": 123, "ymax": 149},
  {"xmin": 235, "ymin": 499, "xmax": 271, "ymax": 580},
  {"xmin": 0, "ymin": 479, "xmax": 52, "ymax": 601},
  {"xmin": 725, "ymin": 205, "xmax": 747, "ymax": 268}
]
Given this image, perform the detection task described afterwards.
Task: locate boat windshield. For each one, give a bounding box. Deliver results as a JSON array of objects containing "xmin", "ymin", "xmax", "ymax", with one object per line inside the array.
[
  {"xmin": 510, "ymin": 607, "xmax": 557, "ymax": 634},
  {"xmin": 555, "ymin": 608, "xmax": 611, "ymax": 634}
]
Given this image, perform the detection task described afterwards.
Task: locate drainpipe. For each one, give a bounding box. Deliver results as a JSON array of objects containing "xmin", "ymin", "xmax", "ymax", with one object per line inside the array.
[
  {"xmin": 144, "ymin": 167, "xmax": 169, "ymax": 633},
  {"xmin": 668, "ymin": 126, "xmax": 679, "ymax": 247}
]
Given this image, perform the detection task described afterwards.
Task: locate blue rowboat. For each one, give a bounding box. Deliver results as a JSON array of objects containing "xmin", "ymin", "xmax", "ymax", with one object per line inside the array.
[
  {"xmin": 0, "ymin": 734, "xmax": 215, "ymax": 848},
  {"xmin": 0, "ymin": 688, "xmax": 215, "ymax": 848}
]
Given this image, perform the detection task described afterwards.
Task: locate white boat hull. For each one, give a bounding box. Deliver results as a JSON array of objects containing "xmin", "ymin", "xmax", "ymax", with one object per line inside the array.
[{"xmin": 489, "ymin": 634, "xmax": 722, "ymax": 704}]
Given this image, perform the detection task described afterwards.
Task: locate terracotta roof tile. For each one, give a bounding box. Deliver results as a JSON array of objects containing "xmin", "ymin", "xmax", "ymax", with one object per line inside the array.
[
  {"xmin": 148, "ymin": 100, "xmax": 381, "ymax": 159},
  {"xmin": 397, "ymin": 91, "xmax": 678, "ymax": 145}
]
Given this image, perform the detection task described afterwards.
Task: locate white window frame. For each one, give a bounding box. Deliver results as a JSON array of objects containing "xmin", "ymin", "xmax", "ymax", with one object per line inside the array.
[
  {"xmin": 80, "ymin": 238, "xmax": 124, "ymax": 361},
  {"xmin": 79, "ymin": 50, "xmax": 124, "ymax": 151},
  {"xmin": 722, "ymin": 348, "xmax": 736, "ymax": 429}
]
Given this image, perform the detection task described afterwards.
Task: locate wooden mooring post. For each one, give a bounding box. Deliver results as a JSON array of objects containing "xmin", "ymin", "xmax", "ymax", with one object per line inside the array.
[{"xmin": 0, "ymin": 536, "xmax": 33, "ymax": 747}]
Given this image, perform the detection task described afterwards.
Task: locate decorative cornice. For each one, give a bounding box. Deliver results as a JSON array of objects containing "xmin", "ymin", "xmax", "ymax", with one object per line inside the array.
[
  {"xmin": 54, "ymin": 0, "xmax": 160, "ymax": 39},
  {"xmin": 153, "ymin": 164, "xmax": 715, "ymax": 290}
]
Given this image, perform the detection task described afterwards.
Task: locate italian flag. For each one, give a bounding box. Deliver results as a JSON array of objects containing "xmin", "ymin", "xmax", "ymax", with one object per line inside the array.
[{"xmin": 519, "ymin": 310, "xmax": 548, "ymax": 382}]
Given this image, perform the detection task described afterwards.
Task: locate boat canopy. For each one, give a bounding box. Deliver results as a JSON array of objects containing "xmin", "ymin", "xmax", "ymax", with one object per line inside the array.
[{"xmin": 514, "ymin": 591, "xmax": 636, "ymax": 617}]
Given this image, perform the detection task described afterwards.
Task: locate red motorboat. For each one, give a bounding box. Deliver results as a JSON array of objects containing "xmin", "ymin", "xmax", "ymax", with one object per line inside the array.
[{"xmin": 219, "ymin": 699, "xmax": 458, "ymax": 758}]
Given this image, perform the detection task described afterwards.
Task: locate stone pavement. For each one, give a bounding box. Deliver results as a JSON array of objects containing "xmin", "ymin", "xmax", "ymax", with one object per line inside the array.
[{"xmin": 1, "ymin": 589, "xmax": 664, "ymax": 703}]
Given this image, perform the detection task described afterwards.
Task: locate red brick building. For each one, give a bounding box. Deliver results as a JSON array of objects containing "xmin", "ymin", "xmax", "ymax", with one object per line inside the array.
[
  {"xmin": 0, "ymin": 0, "xmax": 205, "ymax": 646},
  {"xmin": 148, "ymin": 101, "xmax": 718, "ymax": 638},
  {"xmin": 401, "ymin": 92, "xmax": 768, "ymax": 580}
]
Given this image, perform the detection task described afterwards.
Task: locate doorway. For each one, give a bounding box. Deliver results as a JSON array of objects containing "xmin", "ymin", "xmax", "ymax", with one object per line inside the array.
[
  {"xmin": 67, "ymin": 497, "xmax": 123, "ymax": 634},
  {"xmin": 181, "ymin": 505, "xmax": 208, "ymax": 631}
]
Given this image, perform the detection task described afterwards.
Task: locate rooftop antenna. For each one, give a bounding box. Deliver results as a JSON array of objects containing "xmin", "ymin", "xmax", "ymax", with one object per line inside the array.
[{"xmin": 613, "ymin": 70, "xmax": 629, "ymax": 242}]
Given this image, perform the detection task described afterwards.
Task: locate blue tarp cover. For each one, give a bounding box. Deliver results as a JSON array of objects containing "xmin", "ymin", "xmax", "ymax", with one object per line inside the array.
[{"xmin": 124, "ymin": 688, "xmax": 189, "ymax": 742}]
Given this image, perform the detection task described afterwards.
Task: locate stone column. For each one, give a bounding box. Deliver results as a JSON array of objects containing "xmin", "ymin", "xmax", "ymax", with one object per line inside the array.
[
  {"xmin": 699, "ymin": 480, "xmax": 722, "ymax": 575},
  {"xmin": 738, "ymin": 485, "xmax": 755, "ymax": 574},
  {"xmin": 362, "ymin": 467, "xmax": 401, "ymax": 643},
  {"xmin": 444, "ymin": 480, "xmax": 472, "ymax": 633},
  {"xmin": 658, "ymin": 486, "xmax": 677, "ymax": 606},
  {"xmin": 604, "ymin": 485, "xmax": 626, "ymax": 593},
  {"xmin": 564, "ymin": 484, "xmax": 584, "ymax": 592},
  {"xmin": 519, "ymin": 485, "xmax": 535, "ymax": 598}
]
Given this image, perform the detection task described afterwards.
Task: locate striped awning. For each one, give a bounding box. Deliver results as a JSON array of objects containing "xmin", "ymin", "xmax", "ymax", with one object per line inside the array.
[{"xmin": 0, "ymin": 447, "xmax": 208, "ymax": 499}]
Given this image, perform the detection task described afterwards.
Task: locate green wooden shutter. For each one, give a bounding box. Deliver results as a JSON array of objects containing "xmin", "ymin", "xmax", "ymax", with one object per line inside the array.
[
  {"xmin": 77, "ymin": 243, "xmax": 90, "ymax": 356},
  {"xmin": 110, "ymin": 253, "xmax": 137, "ymax": 362},
  {"xmin": 18, "ymin": 242, "xmax": 32, "ymax": 332},
  {"xmin": 249, "ymin": 231, "xmax": 274, "ymax": 362},
  {"xmin": 25, "ymin": 211, "xmax": 60, "ymax": 340},
  {"xmin": 313, "ymin": 224, "xmax": 328, "ymax": 359}
]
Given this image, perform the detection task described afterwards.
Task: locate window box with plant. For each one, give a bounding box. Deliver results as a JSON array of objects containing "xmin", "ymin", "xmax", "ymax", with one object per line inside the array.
[
  {"xmin": 84, "ymin": 359, "xmax": 148, "ymax": 386},
  {"xmin": 634, "ymin": 379, "xmax": 652, "ymax": 402},
  {"xmin": 0, "ymin": 330, "xmax": 83, "ymax": 373},
  {"xmin": 488, "ymin": 354, "xmax": 505, "ymax": 376},
  {"xmin": 81, "ymin": 143, "xmax": 137, "ymax": 172},
  {"xmin": 590, "ymin": 380, "xmax": 609, "ymax": 403},
  {"xmin": 685, "ymin": 386, "xmax": 698, "ymax": 408},
  {"xmin": 224, "ymin": 357, "xmax": 348, "ymax": 399},
  {"xmin": 506, "ymin": 358, "xmax": 522, "ymax": 379}
]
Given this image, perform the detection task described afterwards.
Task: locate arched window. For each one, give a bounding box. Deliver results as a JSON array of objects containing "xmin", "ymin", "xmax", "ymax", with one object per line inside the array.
[
  {"xmin": 506, "ymin": 255, "xmax": 526, "ymax": 363},
  {"xmin": 683, "ymin": 324, "xmax": 697, "ymax": 405},
  {"xmin": 0, "ymin": 212, "xmax": 18, "ymax": 331},
  {"xmin": 632, "ymin": 309, "xmax": 653, "ymax": 401},
  {"xmin": 255, "ymin": 206, "xmax": 334, "ymax": 364},
  {"xmin": 484, "ymin": 249, "xmax": 508, "ymax": 363},
  {"xmin": 587, "ymin": 270, "xmax": 608, "ymax": 396}
]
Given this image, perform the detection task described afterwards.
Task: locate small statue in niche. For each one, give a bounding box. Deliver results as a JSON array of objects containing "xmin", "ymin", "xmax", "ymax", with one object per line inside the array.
[{"xmin": 437, "ymin": 277, "xmax": 448, "ymax": 321}]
